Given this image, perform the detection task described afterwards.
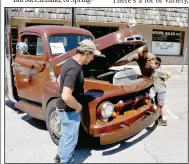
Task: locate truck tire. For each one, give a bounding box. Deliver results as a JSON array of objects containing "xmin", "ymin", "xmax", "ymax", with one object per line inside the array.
[
  {"xmin": 45, "ymin": 99, "xmax": 62, "ymax": 145},
  {"xmin": 46, "ymin": 99, "xmax": 100, "ymax": 147}
]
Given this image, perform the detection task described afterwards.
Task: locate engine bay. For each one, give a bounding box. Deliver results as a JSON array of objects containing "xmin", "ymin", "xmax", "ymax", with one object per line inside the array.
[
  {"xmin": 83, "ymin": 61, "xmax": 140, "ymax": 84},
  {"xmin": 83, "ymin": 43, "xmax": 142, "ymax": 84}
]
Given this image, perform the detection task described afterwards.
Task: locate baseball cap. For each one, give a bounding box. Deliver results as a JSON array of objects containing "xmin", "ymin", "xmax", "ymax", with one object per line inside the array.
[{"xmin": 78, "ymin": 39, "xmax": 105, "ymax": 57}]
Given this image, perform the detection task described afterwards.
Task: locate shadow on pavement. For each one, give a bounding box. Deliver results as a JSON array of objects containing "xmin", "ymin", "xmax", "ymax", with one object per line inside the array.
[
  {"xmin": 21, "ymin": 115, "xmax": 47, "ymax": 131},
  {"xmin": 74, "ymin": 123, "xmax": 157, "ymax": 163},
  {"xmin": 5, "ymin": 100, "xmax": 47, "ymax": 130},
  {"xmin": 5, "ymin": 100, "xmax": 24, "ymax": 114},
  {"xmin": 101, "ymin": 123, "xmax": 157, "ymax": 156}
]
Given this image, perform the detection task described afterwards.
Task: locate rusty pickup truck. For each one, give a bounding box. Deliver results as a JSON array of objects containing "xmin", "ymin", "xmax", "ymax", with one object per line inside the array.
[{"xmin": 5, "ymin": 25, "xmax": 160, "ymax": 145}]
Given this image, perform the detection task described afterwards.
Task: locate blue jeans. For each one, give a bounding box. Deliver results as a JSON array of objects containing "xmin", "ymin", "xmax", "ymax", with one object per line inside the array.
[{"xmin": 57, "ymin": 108, "xmax": 81, "ymax": 163}]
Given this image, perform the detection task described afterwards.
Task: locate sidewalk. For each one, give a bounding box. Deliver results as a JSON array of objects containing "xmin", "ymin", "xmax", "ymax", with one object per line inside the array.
[
  {"xmin": 113, "ymin": 65, "xmax": 188, "ymax": 75},
  {"xmin": 159, "ymin": 65, "xmax": 188, "ymax": 75}
]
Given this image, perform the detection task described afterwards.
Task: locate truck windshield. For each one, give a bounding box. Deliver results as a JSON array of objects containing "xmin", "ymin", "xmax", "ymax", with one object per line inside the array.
[{"xmin": 48, "ymin": 35, "xmax": 93, "ymax": 56}]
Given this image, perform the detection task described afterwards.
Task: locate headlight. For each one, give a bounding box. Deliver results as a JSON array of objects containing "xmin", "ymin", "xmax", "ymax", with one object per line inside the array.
[{"xmin": 101, "ymin": 102, "xmax": 114, "ymax": 119}]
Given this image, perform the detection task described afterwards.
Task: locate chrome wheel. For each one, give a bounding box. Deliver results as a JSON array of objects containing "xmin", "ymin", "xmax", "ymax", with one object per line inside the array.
[{"xmin": 49, "ymin": 110, "xmax": 63, "ymax": 138}]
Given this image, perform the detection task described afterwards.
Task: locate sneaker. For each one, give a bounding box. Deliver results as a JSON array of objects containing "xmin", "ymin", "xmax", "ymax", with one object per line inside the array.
[
  {"xmin": 53, "ymin": 154, "xmax": 60, "ymax": 163},
  {"xmin": 153, "ymin": 104, "xmax": 157, "ymax": 110},
  {"xmin": 69, "ymin": 154, "xmax": 74, "ymax": 163},
  {"xmin": 54, "ymin": 154, "xmax": 74, "ymax": 163},
  {"xmin": 155, "ymin": 115, "xmax": 162, "ymax": 124},
  {"xmin": 68, "ymin": 156, "xmax": 74, "ymax": 163},
  {"xmin": 158, "ymin": 118, "xmax": 167, "ymax": 126}
]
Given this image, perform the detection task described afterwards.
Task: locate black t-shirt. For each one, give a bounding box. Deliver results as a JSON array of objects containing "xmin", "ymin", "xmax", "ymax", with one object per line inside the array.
[{"xmin": 56, "ymin": 58, "xmax": 84, "ymax": 112}]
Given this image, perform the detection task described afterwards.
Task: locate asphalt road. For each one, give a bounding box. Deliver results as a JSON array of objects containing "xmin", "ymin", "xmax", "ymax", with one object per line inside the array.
[{"xmin": 5, "ymin": 71, "xmax": 188, "ymax": 163}]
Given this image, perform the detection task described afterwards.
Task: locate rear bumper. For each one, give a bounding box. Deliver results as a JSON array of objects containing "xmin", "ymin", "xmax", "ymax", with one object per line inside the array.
[{"xmin": 99, "ymin": 109, "xmax": 160, "ymax": 145}]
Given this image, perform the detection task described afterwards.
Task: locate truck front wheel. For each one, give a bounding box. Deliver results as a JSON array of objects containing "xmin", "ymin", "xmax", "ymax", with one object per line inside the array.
[{"xmin": 45, "ymin": 99, "xmax": 63, "ymax": 145}]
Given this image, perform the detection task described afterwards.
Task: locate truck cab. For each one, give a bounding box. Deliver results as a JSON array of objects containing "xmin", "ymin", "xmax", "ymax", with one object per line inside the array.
[{"xmin": 13, "ymin": 25, "xmax": 94, "ymax": 103}]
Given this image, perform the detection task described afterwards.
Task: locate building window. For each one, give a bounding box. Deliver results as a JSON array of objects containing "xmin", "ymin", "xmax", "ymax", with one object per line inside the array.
[
  {"xmin": 11, "ymin": 27, "xmax": 18, "ymax": 54},
  {"xmin": 80, "ymin": 25, "xmax": 118, "ymax": 39},
  {"xmin": 152, "ymin": 29, "xmax": 184, "ymax": 56}
]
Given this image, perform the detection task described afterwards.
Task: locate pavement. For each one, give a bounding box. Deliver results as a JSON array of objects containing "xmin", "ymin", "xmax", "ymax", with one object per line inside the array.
[
  {"xmin": 155, "ymin": 65, "xmax": 188, "ymax": 75},
  {"xmin": 4, "ymin": 64, "xmax": 188, "ymax": 163}
]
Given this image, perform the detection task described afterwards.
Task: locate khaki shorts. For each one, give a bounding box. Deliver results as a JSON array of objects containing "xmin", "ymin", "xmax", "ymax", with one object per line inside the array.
[{"xmin": 155, "ymin": 91, "xmax": 166, "ymax": 106}]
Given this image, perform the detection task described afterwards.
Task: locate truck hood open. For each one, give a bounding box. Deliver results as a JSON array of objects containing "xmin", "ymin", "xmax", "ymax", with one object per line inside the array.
[
  {"xmin": 52, "ymin": 27, "xmax": 146, "ymax": 73},
  {"xmin": 93, "ymin": 27, "xmax": 146, "ymax": 65}
]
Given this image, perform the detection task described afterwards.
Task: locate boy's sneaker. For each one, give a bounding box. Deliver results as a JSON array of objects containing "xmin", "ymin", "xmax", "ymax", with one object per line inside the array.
[
  {"xmin": 53, "ymin": 154, "xmax": 60, "ymax": 163},
  {"xmin": 153, "ymin": 104, "xmax": 157, "ymax": 110},
  {"xmin": 158, "ymin": 118, "xmax": 167, "ymax": 126}
]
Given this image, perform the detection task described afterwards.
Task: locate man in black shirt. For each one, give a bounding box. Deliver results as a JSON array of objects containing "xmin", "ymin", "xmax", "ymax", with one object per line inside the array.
[{"xmin": 54, "ymin": 39, "xmax": 103, "ymax": 163}]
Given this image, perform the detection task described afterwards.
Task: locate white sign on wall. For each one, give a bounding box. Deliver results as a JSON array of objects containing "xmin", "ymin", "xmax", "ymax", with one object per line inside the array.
[
  {"xmin": 152, "ymin": 29, "xmax": 183, "ymax": 56},
  {"xmin": 152, "ymin": 42, "xmax": 181, "ymax": 55}
]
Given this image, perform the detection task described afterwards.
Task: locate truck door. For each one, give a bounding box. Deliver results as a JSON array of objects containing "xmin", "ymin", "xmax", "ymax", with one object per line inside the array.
[{"xmin": 14, "ymin": 34, "xmax": 47, "ymax": 103}]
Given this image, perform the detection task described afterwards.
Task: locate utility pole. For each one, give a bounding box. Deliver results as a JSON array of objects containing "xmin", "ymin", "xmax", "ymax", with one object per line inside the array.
[
  {"xmin": 181, "ymin": 48, "xmax": 187, "ymax": 72},
  {"xmin": 72, "ymin": 8, "xmax": 76, "ymax": 27}
]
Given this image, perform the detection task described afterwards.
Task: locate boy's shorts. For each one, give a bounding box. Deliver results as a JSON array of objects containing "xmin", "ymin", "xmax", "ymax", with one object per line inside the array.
[{"xmin": 155, "ymin": 91, "xmax": 166, "ymax": 106}]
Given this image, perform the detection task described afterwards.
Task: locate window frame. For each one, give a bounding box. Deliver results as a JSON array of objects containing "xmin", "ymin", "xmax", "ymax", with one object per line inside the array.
[
  {"xmin": 151, "ymin": 29, "xmax": 185, "ymax": 56},
  {"xmin": 18, "ymin": 33, "xmax": 47, "ymax": 61},
  {"xmin": 36, "ymin": 37, "xmax": 45, "ymax": 56}
]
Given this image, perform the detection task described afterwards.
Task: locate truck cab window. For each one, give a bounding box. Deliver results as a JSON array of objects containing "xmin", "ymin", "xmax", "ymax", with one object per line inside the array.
[
  {"xmin": 49, "ymin": 34, "xmax": 92, "ymax": 56},
  {"xmin": 21, "ymin": 35, "xmax": 44, "ymax": 56}
]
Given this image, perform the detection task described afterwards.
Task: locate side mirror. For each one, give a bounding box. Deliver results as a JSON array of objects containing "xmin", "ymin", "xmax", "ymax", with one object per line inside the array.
[{"xmin": 16, "ymin": 42, "xmax": 28, "ymax": 54}]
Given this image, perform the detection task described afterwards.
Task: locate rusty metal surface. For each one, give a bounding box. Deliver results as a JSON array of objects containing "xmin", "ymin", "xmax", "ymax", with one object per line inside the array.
[
  {"xmin": 15, "ymin": 100, "xmax": 44, "ymax": 120},
  {"xmin": 14, "ymin": 57, "xmax": 49, "ymax": 103},
  {"xmin": 90, "ymin": 101, "xmax": 155, "ymax": 135},
  {"xmin": 99, "ymin": 109, "xmax": 160, "ymax": 145},
  {"xmin": 19, "ymin": 25, "xmax": 94, "ymax": 39}
]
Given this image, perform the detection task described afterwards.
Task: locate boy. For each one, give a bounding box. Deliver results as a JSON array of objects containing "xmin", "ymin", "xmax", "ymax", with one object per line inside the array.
[{"xmin": 150, "ymin": 57, "xmax": 172, "ymax": 126}]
